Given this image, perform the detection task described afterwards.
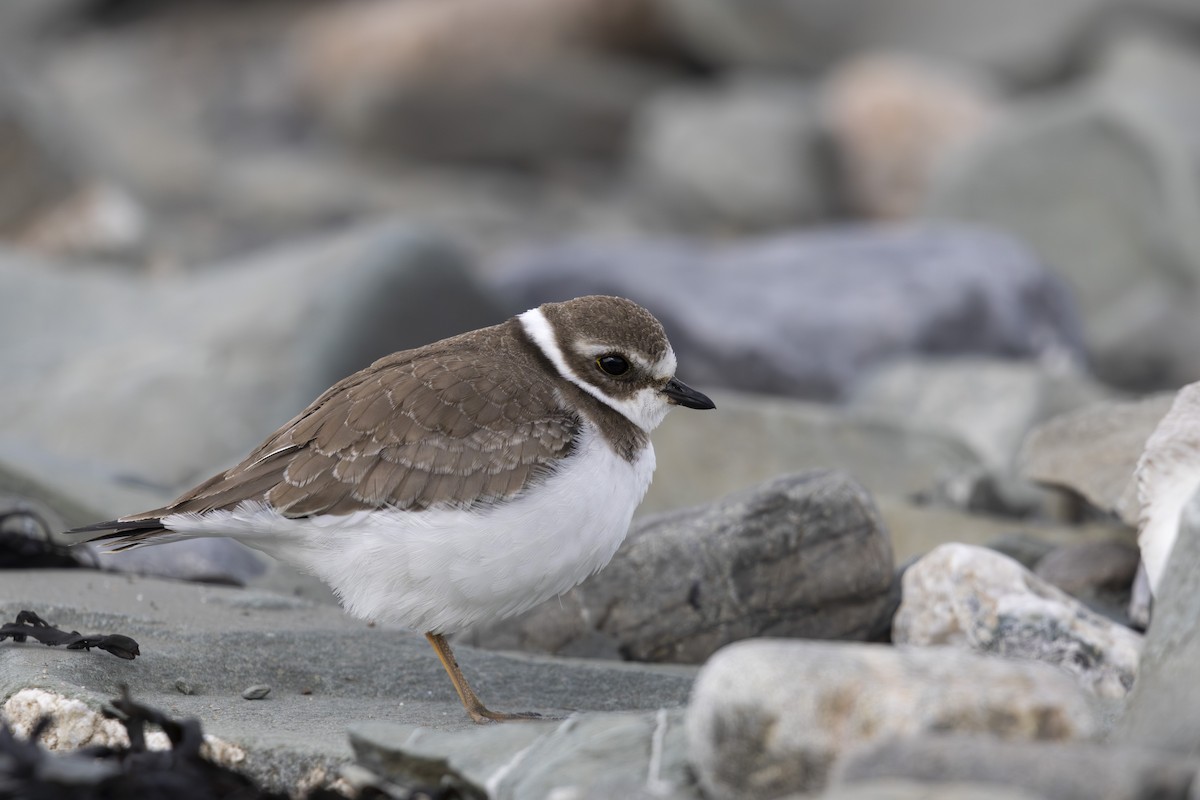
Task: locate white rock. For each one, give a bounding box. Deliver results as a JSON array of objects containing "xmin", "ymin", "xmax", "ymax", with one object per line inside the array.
[
  {"xmin": 1135, "ymin": 381, "xmax": 1200, "ymax": 595},
  {"xmin": 894, "ymin": 543, "xmax": 1142, "ymax": 698},
  {"xmin": 1, "ymin": 687, "xmax": 242, "ymax": 765}
]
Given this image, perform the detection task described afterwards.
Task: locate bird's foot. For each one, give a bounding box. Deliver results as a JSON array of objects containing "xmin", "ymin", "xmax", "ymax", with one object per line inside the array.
[{"xmin": 468, "ymin": 707, "xmax": 551, "ymax": 724}]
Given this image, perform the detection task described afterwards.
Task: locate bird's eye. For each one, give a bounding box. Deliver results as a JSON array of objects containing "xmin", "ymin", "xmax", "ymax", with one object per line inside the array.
[{"xmin": 597, "ymin": 354, "xmax": 629, "ymax": 376}]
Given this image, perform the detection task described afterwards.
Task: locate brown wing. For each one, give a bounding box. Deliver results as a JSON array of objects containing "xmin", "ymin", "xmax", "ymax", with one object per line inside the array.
[{"xmin": 133, "ymin": 323, "xmax": 580, "ymax": 520}]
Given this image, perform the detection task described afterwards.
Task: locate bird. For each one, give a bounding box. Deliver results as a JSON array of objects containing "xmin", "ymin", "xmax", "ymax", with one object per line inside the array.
[{"xmin": 70, "ymin": 295, "xmax": 716, "ymax": 723}]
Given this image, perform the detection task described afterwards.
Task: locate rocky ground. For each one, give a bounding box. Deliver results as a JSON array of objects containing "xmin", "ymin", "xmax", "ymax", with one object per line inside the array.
[{"xmin": 4, "ymin": 1, "xmax": 1200, "ymax": 798}]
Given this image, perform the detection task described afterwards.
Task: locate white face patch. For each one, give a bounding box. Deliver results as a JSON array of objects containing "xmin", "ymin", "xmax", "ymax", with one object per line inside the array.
[{"xmin": 519, "ymin": 307, "xmax": 677, "ymax": 432}]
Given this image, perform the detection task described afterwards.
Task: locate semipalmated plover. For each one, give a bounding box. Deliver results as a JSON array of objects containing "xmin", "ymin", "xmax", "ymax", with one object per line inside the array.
[{"xmin": 71, "ymin": 295, "xmax": 715, "ymax": 723}]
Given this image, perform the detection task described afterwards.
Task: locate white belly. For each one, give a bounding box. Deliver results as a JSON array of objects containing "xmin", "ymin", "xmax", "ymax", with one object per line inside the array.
[{"xmin": 161, "ymin": 427, "xmax": 655, "ymax": 632}]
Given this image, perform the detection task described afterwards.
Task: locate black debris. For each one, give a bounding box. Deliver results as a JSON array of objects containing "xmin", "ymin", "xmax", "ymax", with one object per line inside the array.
[
  {"xmin": 0, "ymin": 510, "xmax": 86, "ymax": 570},
  {"xmin": 0, "ymin": 610, "xmax": 140, "ymax": 660}
]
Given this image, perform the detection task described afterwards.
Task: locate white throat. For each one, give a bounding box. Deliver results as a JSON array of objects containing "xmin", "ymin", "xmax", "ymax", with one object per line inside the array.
[{"xmin": 518, "ymin": 307, "xmax": 674, "ymax": 432}]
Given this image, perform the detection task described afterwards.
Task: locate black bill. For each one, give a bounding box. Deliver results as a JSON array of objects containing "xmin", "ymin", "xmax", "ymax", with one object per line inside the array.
[{"xmin": 661, "ymin": 377, "xmax": 716, "ymax": 410}]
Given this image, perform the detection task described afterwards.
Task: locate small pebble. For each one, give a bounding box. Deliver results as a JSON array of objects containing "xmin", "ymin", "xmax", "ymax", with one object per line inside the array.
[
  {"xmin": 174, "ymin": 678, "xmax": 195, "ymax": 696},
  {"xmin": 241, "ymin": 684, "xmax": 271, "ymax": 700}
]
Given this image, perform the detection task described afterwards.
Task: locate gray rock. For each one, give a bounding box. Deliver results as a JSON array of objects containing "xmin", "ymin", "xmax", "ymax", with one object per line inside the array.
[
  {"xmin": 0, "ymin": 222, "xmax": 500, "ymax": 495},
  {"xmin": 1132, "ymin": 381, "xmax": 1200, "ymax": 597},
  {"xmin": 241, "ymin": 685, "xmax": 271, "ymax": 700},
  {"xmin": 1034, "ymin": 540, "xmax": 1140, "ymax": 604},
  {"xmin": 351, "ymin": 709, "xmax": 697, "ymax": 800},
  {"xmin": 628, "ymin": 79, "xmax": 828, "ymax": 230},
  {"xmin": 927, "ymin": 35, "xmax": 1200, "ymax": 390},
  {"xmin": 0, "ymin": 570, "xmax": 696, "ymax": 795},
  {"xmin": 644, "ymin": 390, "xmax": 988, "ymax": 517},
  {"xmin": 1115, "ymin": 490, "xmax": 1200, "ymax": 753},
  {"xmin": 492, "ymin": 226, "xmax": 1085, "ymax": 400},
  {"xmin": 1019, "ymin": 394, "xmax": 1174, "ymax": 525},
  {"xmin": 851, "ymin": 357, "xmax": 1113, "ymax": 472},
  {"xmin": 836, "ymin": 735, "xmax": 1199, "ymax": 800},
  {"xmin": 461, "ymin": 471, "xmax": 895, "ymax": 661},
  {"xmin": 685, "ymin": 639, "xmax": 1097, "ymax": 799},
  {"xmin": 894, "ymin": 543, "xmax": 1143, "ymax": 699},
  {"xmin": 656, "ymin": 0, "xmax": 1109, "ymax": 83}
]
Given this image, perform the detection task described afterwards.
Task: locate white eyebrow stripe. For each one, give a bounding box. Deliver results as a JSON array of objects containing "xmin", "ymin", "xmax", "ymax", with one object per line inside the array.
[{"xmin": 578, "ymin": 342, "xmax": 677, "ymax": 380}]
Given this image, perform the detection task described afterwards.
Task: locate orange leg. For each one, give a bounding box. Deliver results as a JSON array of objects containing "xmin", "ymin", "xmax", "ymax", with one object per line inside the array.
[{"xmin": 425, "ymin": 632, "xmax": 543, "ymax": 724}]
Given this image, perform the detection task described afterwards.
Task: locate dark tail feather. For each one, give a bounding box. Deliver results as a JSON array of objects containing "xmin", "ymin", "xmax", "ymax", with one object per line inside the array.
[{"xmin": 65, "ymin": 519, "xmax": 169, "ymax": 552}]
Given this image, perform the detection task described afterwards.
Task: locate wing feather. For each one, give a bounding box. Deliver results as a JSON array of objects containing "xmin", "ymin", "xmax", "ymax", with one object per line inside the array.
[{"xmin": 113, "ymin": 319, "xmax": 580, "ymax": 522}]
